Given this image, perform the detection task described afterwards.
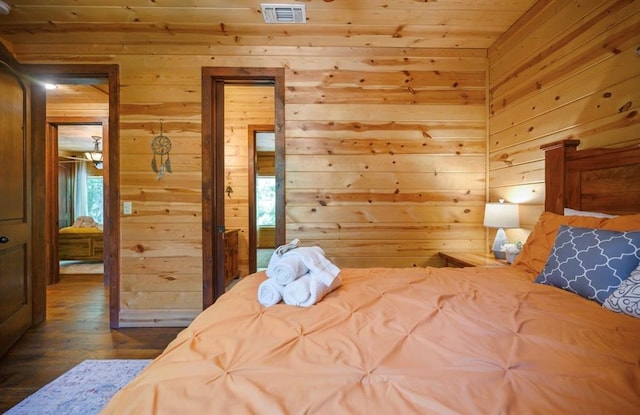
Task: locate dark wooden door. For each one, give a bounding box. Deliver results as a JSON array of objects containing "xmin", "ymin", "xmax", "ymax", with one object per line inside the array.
[{"xmin": 0, "ymin": 60, "xmax": 32, "ymax": 357}]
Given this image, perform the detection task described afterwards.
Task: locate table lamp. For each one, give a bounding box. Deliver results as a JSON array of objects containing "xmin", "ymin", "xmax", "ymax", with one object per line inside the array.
[{"xmin": 483, "ymin": 199, "xmax": 519, "ymax": 259}]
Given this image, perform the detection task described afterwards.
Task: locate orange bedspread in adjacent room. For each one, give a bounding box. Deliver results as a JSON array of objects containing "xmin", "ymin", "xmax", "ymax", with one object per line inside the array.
[{"xmin": 102, "ymin": 266, "xmax": 640, "ymax": 414}]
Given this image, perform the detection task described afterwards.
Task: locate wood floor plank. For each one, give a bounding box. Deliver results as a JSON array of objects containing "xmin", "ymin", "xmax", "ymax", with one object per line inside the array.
[{"xmin": 0, "ymin": 274, "xmax": 183, "ymax": 412}]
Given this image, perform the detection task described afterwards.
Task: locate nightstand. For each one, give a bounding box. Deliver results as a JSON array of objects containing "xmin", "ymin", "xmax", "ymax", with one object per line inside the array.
[{"xmin": 438, "ymin": 251, "xmax": 508, "ymax": 268}]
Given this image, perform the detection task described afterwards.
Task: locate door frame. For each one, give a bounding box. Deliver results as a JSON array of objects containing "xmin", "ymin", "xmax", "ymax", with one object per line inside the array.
[
  {"xmin": 201, "ymin": 67, "xmax": 285, "ymax": 307},
  {"xmin": 26, "ymin": 64, "xmax": 121, "ymax": 328},
  {"xmin": 248, "ymin": 124, "xmax": 275, "ymax": 274}
]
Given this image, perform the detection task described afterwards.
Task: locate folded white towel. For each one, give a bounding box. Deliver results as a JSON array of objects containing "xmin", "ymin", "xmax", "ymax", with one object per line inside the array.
[
  {"xmin": 274, "ymin": 238, "xmax": 300, "ymax": 256},
  {"xmin": 257, "ymin": 278, "xmax": 285, "ymax": 307},
  {"xmin": 266, "ymin": 254, "xmax": 309, "ymax": 285},
  {"xmin": 283, "ymin": 246, "xmax": 341, "ymax": 287},
  {"xmin": 283, "ymin": 272, "xmax": 342, "ymax": 307}
]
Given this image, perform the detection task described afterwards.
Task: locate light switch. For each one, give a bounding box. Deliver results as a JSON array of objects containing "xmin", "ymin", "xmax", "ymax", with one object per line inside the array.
[{"xmin": 123, "ymin": 201, "xmax": 132, "ymax": 215}]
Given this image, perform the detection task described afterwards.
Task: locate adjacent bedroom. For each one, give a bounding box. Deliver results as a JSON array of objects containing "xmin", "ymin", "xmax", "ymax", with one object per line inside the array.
[{"xmin": 57, "ymin": 124, "xmax": 105, "ymax": 277}]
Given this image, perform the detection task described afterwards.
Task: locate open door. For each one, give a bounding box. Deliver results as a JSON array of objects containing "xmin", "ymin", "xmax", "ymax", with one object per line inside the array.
[{"xmin": 0, "ymin": 59, "xmax": 32, "ymax": 357}]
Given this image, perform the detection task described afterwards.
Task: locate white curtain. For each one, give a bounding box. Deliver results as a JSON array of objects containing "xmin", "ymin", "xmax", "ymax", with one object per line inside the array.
[{"xmin": 74, "ymin": 162, "xmax": 88, "ymax": 219}]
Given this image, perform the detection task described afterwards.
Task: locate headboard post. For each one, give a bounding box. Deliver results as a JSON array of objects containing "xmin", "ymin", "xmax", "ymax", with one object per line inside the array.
[{"xmin": 540, "ymin": 140, "xmax": 580, "ymax": 214}]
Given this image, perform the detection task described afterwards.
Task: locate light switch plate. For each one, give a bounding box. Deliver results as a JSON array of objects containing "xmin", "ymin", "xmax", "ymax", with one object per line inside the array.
[{"xmin": 123, "ymin": 201, "xmax": 132, "ymax": 215}]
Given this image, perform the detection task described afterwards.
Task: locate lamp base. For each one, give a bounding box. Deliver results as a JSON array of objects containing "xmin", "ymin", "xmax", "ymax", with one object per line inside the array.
[{"xmin": 492, "ymin": 227, "xmax": 508, "ymax": 260}]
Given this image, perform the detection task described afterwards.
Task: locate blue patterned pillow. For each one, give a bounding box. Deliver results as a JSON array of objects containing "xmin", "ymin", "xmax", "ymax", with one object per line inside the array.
[
  {"xmin": 534, "ymin": 225, "xmax": 640, "ymax": 304},
  {"xmin": 602, "ymin": 265, "xmax": 640, "ymax": 318}
]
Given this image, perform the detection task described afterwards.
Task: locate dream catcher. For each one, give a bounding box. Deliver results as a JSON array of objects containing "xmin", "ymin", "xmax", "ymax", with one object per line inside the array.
[{"xmin": 151, "ymin": 119, "xmax": 172, "ymax": 180}]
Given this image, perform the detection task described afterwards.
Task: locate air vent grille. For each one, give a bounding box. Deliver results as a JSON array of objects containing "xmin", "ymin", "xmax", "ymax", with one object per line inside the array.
[{"xmin": 261, "ymin": 4, "xmax": 306, "ymax": 24}]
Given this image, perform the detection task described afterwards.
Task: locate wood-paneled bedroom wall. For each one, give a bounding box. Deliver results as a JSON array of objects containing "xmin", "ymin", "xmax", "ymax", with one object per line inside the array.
[
  {"xmin": 284, "ymin": 48, "xmax": 487, "ymax": 266},
  {"xmin": 488, "ymin": 0, "xmax": 640, "ymax": 245},
  {"xmin": 43, "ymin": 46, "xmax": 488, "ymax": 326},
  {"xmin": 10, "ymin": 0, "xmax": 639, "ymax": 326}
]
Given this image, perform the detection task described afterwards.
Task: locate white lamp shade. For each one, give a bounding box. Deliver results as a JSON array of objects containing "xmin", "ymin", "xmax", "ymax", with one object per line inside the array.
[
  {"xmin": 85, "ymin": 136, "xmax": 103, "ymax": 169},
  {"xmin": 483, "ymin": 202, "xmax": 519, "ymax": 229},
  {"xmin": 84, "ymin": 151, "xmax": 103, "ymax": 169},
  {"xmin": 85, "ymin": 151, "xmax": 102, "ymax": 162}
]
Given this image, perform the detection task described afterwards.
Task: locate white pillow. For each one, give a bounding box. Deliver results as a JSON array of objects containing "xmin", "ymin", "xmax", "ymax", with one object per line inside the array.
[
  {"xmin": 603, "ymin": 264, "xmax": 640, "ymax": 318},
  {"xmin": 563, "ymin": 208, "xmax": 616, "ymax": 218}
]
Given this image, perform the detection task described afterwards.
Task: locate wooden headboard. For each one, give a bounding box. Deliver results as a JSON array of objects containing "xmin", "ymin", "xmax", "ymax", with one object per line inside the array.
[{"xmin": 542, "ymin": 140, "xmax": 640, "ymax": 215}]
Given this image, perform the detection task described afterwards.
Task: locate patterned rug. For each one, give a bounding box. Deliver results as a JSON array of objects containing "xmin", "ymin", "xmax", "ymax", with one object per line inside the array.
[
  {"xmin": 5, "ymin": 359, "xmax": 150, "ymax": 415},
  {"xmin": 59, "ymin": 260, "xmax": 103, "ymax": 274}
]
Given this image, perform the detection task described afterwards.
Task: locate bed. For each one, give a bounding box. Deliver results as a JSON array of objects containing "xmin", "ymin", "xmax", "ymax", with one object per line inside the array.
[
  {"xmin": 58, "ymin": 216, "xmax": 103, "ymax": 261},
  {"xmin": 102, "ymin": 140, "xmax": 640, "ymax": 414}
]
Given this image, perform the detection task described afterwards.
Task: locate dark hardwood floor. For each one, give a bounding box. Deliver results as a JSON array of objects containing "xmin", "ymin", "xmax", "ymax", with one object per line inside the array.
[{"xmin": 0, "ymin": 274, "xmax": 183, "ymax": 412}]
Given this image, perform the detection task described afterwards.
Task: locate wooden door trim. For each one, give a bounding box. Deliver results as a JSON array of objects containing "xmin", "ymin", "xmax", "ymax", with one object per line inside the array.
[
  {"xmin": 26, "ymin": 64, "xmax": 120, "ymax": 328},
  {"xmin": 201, "ymin": 67, "xmax": 285, "ymax": 307},
  {"xmin": 44, "ymin": 122, "xmax": 59, "ymax": 286}
]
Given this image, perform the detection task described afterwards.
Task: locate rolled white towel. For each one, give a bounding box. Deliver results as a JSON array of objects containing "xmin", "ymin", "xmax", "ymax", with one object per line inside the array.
[
  {"xmin": 283, "ymin": 272, "xmax": 342, "ymax": 307},
  {"xmin": 284, "ymin": 246, "xmax": 341, "ymax": 287},
  {"xmin": 257, "ymin": 278, "xmax": 285, "ymax": 307},
  {"xmin": 266, "ymin": 254, "xmax": 308, "ymax": 285}
]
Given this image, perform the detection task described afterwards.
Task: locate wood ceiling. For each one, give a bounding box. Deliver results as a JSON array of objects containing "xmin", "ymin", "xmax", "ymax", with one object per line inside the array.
[
  {"xmin": 0, "ymin": 1, "xmax": 538, "ymax": 153},
  {"xmin": 57, "ymin": 123, "xmax": 104, "ymax": 153},
  {"xmin": 0, "ymin": 0, "xmax": 537, "ymax": 50},
  {"xmin": 48, "ymin": 83, "xmax": 108, "ymax": 153}
]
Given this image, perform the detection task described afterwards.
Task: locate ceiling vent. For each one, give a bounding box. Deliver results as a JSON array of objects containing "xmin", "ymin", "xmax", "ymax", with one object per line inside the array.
[{"xmin": 261, "ymin": 4, "xmax": 306, "ymax": 24}]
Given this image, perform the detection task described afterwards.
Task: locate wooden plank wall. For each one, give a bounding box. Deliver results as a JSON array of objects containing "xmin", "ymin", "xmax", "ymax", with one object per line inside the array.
[
  {"xmin": 117, "ymin": 59, "xmax": 204, "ymax": 326},
  {"xmin": 487, "ymin": 0, "xmax": 640, "ymax": 244},
  {"xmin": 285, "ymin": 49, "xmax": 488, "ymax": 267},
  {"xmin": 33, "ymin": 46, "xmax": 487, "ymax": 325}
]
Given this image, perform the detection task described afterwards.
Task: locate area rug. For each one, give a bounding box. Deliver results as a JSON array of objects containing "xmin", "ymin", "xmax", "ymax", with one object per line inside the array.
[
  {"xmin": 59, "ymin": 260, "xmax": 104, "ymax": 274},
  {"xmin": 5, "ymin": 359, "xmax": 151, "ymax": 415}
]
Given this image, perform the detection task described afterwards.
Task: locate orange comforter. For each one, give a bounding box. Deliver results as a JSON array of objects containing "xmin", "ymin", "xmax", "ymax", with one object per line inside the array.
[{"xmin": 102, "ymin": 266, "xmax": 640, "ymax": 414}]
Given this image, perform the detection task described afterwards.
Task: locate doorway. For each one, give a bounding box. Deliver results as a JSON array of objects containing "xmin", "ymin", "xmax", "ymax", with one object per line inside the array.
[
  {"xmin": 26, "ymin": 64, "xmax": 121, "ymax": 328},
  {"xmin": 50, "ymin": 120, "xmax": 107, "ymax": 284},
  {"xmin": 201, "ymin": 67, "xmax": 285, "ymax": 307},
  {"xmin": 248, "ymin": 125, "xmax": 276, "ymax": 274}
]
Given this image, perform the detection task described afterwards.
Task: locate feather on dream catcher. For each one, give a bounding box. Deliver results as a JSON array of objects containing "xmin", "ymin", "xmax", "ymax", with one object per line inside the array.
[{"xmin": 151, "ymin": 120, "xmax": 172, "ymax": 180}]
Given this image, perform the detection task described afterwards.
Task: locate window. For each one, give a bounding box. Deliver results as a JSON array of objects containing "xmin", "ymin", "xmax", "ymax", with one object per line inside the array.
[
  {"xmin": 86, "ymin": 176, "xmax": 103, "ymax": 225},
  {"xmin": 256, "ymin": 176, "xmax": 275, "ymax": 226}
]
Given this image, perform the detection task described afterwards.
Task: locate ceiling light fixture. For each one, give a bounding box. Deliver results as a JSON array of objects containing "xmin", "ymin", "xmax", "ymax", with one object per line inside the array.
[
  {"xmin": 85, "ymin": 136, "xmax": 103, "ymax": 169},
  {"xmin": 0, "ymin": 1, "xmax": 10, "ymax": 15}
]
